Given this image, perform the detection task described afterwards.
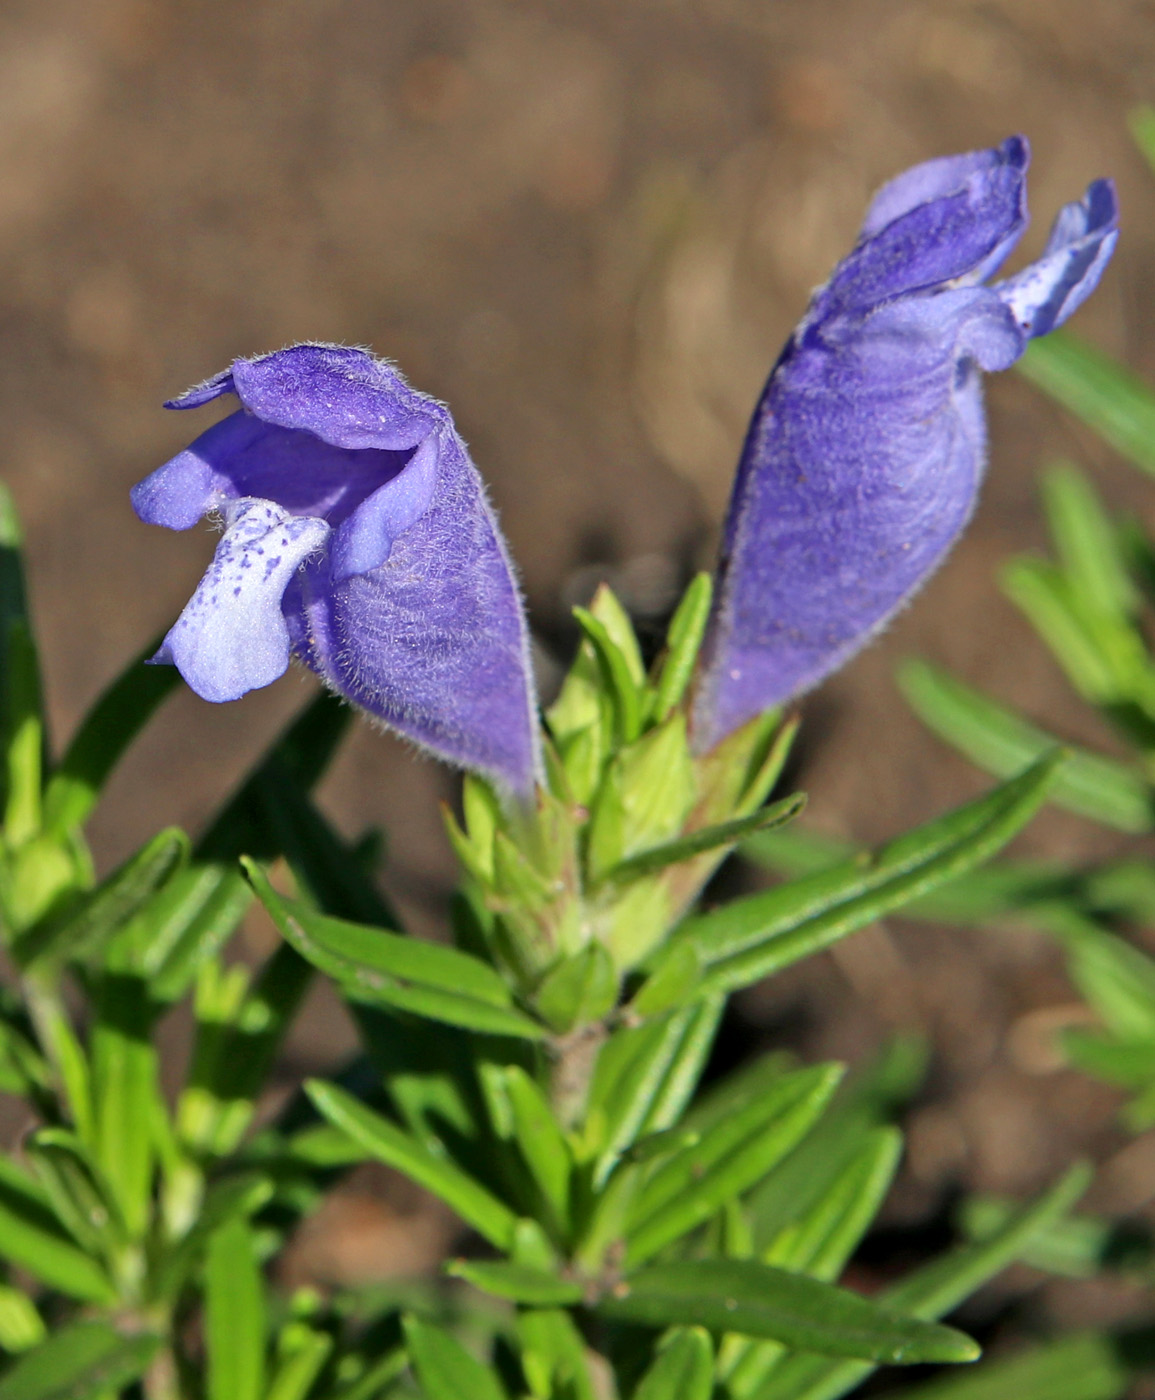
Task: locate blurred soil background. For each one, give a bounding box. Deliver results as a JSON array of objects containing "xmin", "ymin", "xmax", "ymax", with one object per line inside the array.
[{"xmin": 4, "ymin": 0, "xmax": 1155, "ymax": 1343}]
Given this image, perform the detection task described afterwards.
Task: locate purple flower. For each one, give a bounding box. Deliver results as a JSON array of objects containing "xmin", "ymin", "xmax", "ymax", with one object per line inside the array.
[
  {"xmin": 692, "ymin": 136, "xmax": 1118, "ymax": 753},
  {"xmin": 132, "ymin": 344, "xmax": 540, "ymax": 796}
]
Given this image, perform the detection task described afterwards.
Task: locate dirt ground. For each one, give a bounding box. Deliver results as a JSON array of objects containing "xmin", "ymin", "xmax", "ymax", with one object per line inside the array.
[{"xmin": 5, "ymin": 0, "xmax": 1155, "ymax": 1330}]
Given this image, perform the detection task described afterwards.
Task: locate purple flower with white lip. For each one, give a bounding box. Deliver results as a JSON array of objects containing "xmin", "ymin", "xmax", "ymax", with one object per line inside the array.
[
  {"xmin": 692, "ymin": 136, "xmax": 1118, "ymax": 753},
  {"xmin": 132, "ymin": 344, "xmax": 541, "ymax": 796}
]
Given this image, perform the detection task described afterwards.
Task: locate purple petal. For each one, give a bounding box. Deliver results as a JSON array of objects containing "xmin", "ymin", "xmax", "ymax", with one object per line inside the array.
[
  {"xmin": 285, "ymin": 431, "xmax": 540, "ymax": 796},
  {"xmin": 164, "ymin": 368, "xmax": 236, "ymax": 410},
  {"xmin": 996, "ymin": 179, "xmax": 1119, "ymax": 338},
  {"xmin": 230, "ymin": 344, "xmax": 439, "ymax": 452},
  {"xmin": 693, "ymin": 138, "xmax": 1118, "ymax": 755},
  {"xmin": 330, "ymin": 433, "xmax": 440, "ymax": 582},
  {"xmin": 131, "ymin": 412, "xmax": 266, "ymax": 528},
  {"xmin": 134, "ymin": 409, "xmax": 418, "ymax": 532},
  {"xmin": 693, "ymin": 286, "xmax": 1021, "ymax": 753},
  {"xmin": 821, "ymin": 138, "xmax": 1028, "ymax": 314},
  {"xmin": 156, "ymin": 499, "xmax": 329, "ymax": 702}
]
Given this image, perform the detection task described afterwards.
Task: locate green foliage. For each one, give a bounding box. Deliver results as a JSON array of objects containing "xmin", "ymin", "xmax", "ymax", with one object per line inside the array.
[{"xmin": 0, "ymin": 484, "xmax": 1105, "ymax": 1400}]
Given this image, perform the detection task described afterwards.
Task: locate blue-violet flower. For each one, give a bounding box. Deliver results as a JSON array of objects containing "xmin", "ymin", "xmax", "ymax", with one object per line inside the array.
[
  {"xmin": 132, "ymin": 344, "xmax": 540, "ymax": 796},
  {"xmin": 692, "ymin": 136, "xmax": 1118, "ymax": 752}
]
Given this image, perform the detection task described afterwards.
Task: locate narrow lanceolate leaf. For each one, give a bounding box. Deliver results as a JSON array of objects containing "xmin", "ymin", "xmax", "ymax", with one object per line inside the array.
[
  {"xmin": 205, "ymin": 1218, "xmax": 266, "ymax": 1400},
  {"xmin": 244, "ymin": 860, "xmax": 543, "ymax": 1039},
  {"xmin": 652, "ymin": 573, "xmax": 714, "ymax": 723},
  {"xmin": 674, "ymin": 754, "xmax": 1061, "ymax": 1000},
  {"xmin": 265, "ymin": 1329, "xmax": 333, "ymax": 1400},
  {"xmin": 573, "ymin": 604, "xmax": 645, "ymax": 745},
  {"xmin": 900, "ymin": 658, "xmax": 1151, "ymax": 832},
  {"xmin": 402, "ymin": 1316, "xmax": 509, "ymax": 1400},
  {"xmin": 752, "ymin": 1165, "xmax": 1091, "ymax": 1400},
  {"xmin": 90, "ymin": 972, "xmax": 158, "ymax": 1239},
  {"xmin": 725, "ymin": 1131, "xmax": 904, "ymax": 1397},
  {"xmin": 500, "ymin": 1065, "xmax": 572, "ymax": 1232},
  {"xmin": 138, "ymin": 865, "xmax": 253, "ymax": 1004},
  {"xmin": 598, "ymin": 793, "xmax": 805, "ymax": 886},
  {"xmin": 1018, "ymin": 331, "xmax": 1155, "ymax": 480},
  {"xmin": 634, "ymin": 1328, "xmax": 714, "ymax": 1400},
  {"xmin": 306, "ymin": 1080, "xmax": 518, "ymax": 1249},
  {"xmin": 14, "ymin": 828, "xmax": 189, "ymax": 970},
  {"xmin": 3, "ymin": 622, "xmax": 43, "ymax": 848},
  {"xmin": 588, "ymin": 999, "xmax": 724, "ymax": 1177},
  {"xmin": 626, "ymin": 1064, "xmax": 843, "ymax": 1266},
  {"xmin": 597, "ymin": 1260, "xmax": 978, "ymax": 1364},
  {"xmin": 0, "ymin": 1158, "xmax": 114, "ymax": 1304},
  {"xmin": 446, "ymin": 1259, "xmax": 584, "ymax": 1307},
  {"xmin": 891, "ymin": 1327, "xmax": 1147, "ymax": 1400},
  {"xmin": 0, "ymin": 1321, "xmax": 160, "ymax": 1400},
  {"xmin": 40, "ymin": 644, "xmax": 180, "ymax": 838}
]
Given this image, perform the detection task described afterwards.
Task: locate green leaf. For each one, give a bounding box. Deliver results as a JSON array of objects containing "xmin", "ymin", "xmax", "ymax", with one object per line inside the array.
[
  {"xmin": 40, "ymin": 644, "xmax": 179, "ymax": 838},
  {"xmin": 746, "ymin": 826, "xmax": 1071, "ymax": 930},
  {"xmin": 179, "ymin": 945, "xmax": 312, "ymax": 1159},
  {"xmin": 139, "ymin": 865, "xmax": 253, "ymax": 1004},
  {"xmin": 629, "ymin": 939, "xmax": 702, "ymax": 1019},
  {"xmin": 678, "ymin": 755, "xmax": 1061, "ymax": 999},
  {"xmin": 90, "ymin": 971, "xmax": 158, "ymax": 1238},
  {"xmin": 306, "ymin": 1080, "xmax": 518, "ymax": 1249},
  {"xmin": 402, "ymin": 1315, "xmax": 508, "ymax": 1400},
  {"xmin": 725, "ymin": 1131, "xmax": 903, "ymax": 1396},
  {"xmin": 0, "ymin": 1156, "xmax": 114, "ymax": 1303},
  {"xmin": 752, "ymin": 1164, "xmax": 1092, "ymax": 1400},
  {"xmin": 1048, "ymin": 910, "xmax": 1155, "ymax": 1041},
  {"xmin": 244, "ymin": 859, "xmax": 544, "ymax": 1039},
  {"xmin": 501, "ymin": 1065, "xmax": 572, "ymax": 1232},
  {"xmin": 266, "ymin": 1326, "xmax": 333, "ymax": 1400},
  {"xmin": 900, "ymin": 660, "xmax": 1150, "ymax": 831},
  {"xmin": 573, "ymin": 604, "xmax": 645, "ymax": 745},
  {"xmin": 652, "ymin": 573, "xmax": 713, "ymax": 723},
  {"xmin": 446, "ymin": 1258, "xmax": 584, "ymax": 1306},
  {"xmin": 877, "ymin": 1329, "xmax": 1147, "ymax": 1400},
  {"xmin": 598, "ymin": 793, "xmax": 805, "ymax": 886},
  {"xmin": 0, "ymin": 1321, "xmax": 160, "ymax": 1400},
  {"xmin": 626, "ymin": 1063, "xmax": 842, "ymax": 1266},
  {"xmin": 24, "ymin": 1129, "xmax": 124, "ymax": 1259},
  {"xmin": 589, "ymin": 584, "xmax": 646, "ymax": 685},
  {"xmin": 205, "ymin": 1217, "xmax": 266, "ymax": 1400},
  {"xmin": 534, "ymin": 942, "xmax": 617, "ymax": 1033},
  {"xmin": 960, "ymin": 1195, "xmax": 1154, "ymax": 1281},
  {"xmin": 3, "ymin": 622, "xmax": 43, "ymax": 848},
  {"xmin": 1041, "ymin": 462, "xmax": 1138, "ymax": 620},
  {"xmin": 1131, "ymin": 102, "xmax": 1155, "ymax": 172},
  {"xmin": 634, "ymin": 1328, "xmax": 714, "ymax": 1400},
  {"xmin": 154, "ymin": 1172, "xmax": 274, "ymax": 1301},
  {"xmin": 597, "ymin": 1259, "xmax": 978, "ymax": 1363},
  {"xmin": 1018, "ymin": 331, "xmax": 1155, "ymax": 479},
  {"xmin": 0, "ymin": 1286, "xmax": 44, "ymax": 1355},
  {"xmin": 587, "ymin": 998, "xmax": 723, "ymax": 1177},
  {"xmin": 1000, "ymin": 558, "xmax": 1119, "ymax": 702},
  {"xmin": 14, "ymin": 827, "xmax": 189, "ymax": 970},
  {"xmin": 516, "ymin": 1309, "xmax": 596, "ymax": 1400}
]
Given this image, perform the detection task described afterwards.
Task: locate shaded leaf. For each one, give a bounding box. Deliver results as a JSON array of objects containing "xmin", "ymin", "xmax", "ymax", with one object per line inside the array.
[{"xmin": 597, "ymin": 1259, "xmax": 978, "ymax": 1363}]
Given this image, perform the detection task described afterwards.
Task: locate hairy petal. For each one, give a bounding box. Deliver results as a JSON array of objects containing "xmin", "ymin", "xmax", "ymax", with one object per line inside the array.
[
  {"xmin": 693, "ymin": 138, "xmax": 1118, "ymax": 756},
  {"xmin": 284, "ymin": 430, "xmax": 540, "ymax": 796},
  {"xmin": 230, "ymin": 344, "xmax": 438, "ymax": 451},
  {"xmin": 155, "ymin": 499, "xmax": 329, "ymax": 703},
  {"xmin": 997, "ymin": 179, "xmax": 1119, "ymax": 337},
  {"xmin": 329, "ymin": 433, "xmax": 440, "ymax": 582}
]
